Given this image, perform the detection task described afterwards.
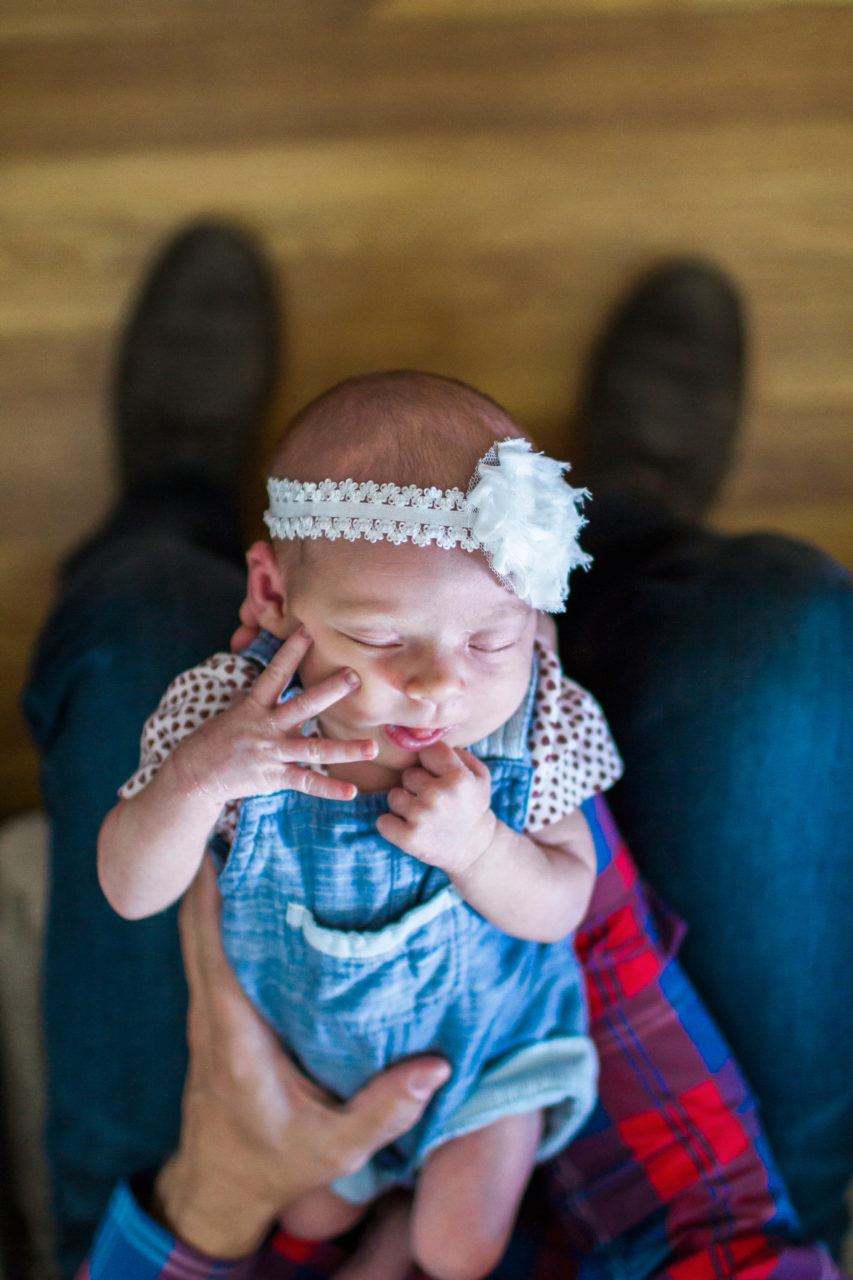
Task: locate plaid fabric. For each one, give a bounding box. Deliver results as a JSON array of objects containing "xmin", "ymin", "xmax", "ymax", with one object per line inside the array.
[{"xmin": 80, "ymin": 796, "xmax": 843, "ymax": 1280}]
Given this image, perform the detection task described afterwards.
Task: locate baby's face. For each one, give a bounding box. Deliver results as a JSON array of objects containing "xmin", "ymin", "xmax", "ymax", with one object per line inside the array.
[{"xmin": 281, "ymin": 539, "xmax": 538, "ymax": 784}]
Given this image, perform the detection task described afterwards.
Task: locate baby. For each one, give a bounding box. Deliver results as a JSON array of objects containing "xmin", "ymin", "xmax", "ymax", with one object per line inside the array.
[{"xmin": 99, "ymin": 371, "xmax": 623, "ymax": 1280}]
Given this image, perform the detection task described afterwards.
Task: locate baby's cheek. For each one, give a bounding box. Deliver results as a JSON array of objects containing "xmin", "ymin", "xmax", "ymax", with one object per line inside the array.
[
  {"xmin": 351, "ymin": 664, "xmax": 398, "ymax": 709},
  {"xmin": 470, "ymin": 672, "xmax": 531, "ymax": 740}
]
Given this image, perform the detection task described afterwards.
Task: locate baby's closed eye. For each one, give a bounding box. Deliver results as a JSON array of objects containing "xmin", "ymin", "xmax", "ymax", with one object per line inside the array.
[
  {"xmin": 469, "ymin": 639, "xmax": 519, "ymax": 654},
  {"xmin": 467, "ymin": 630, "xmax": 526, "ymax": 654},
  {"xmin": 338, "ymin": 631, "xmax": 403, "ymax": 650}
]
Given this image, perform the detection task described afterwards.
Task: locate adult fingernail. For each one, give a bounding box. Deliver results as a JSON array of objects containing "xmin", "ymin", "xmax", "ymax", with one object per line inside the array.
[
  {"xmin": 344, "ymin": 670, "xmax": 360, "ymax": 687},
  {"xmin": 409, "ymin": 1064, "xmax": 451, "ymax": 1098}
]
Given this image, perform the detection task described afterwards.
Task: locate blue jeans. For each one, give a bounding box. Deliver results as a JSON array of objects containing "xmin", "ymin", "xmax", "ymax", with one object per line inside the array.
[
  {"xmin": 23, "ymin": 482, "xmax": 246, "ymax": 1276},
  {"xmin": 23, "ymin": 486, "xmax": 853, "ymax": 1276},
  {"xmin": 557, "ymin": 497, "xmax": 853, "ymax": 1258}
]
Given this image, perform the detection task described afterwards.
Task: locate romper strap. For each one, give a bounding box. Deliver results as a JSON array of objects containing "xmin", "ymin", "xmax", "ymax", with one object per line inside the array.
[{"xmin": 241, "ymin": 627, "xmax": 286, "ymax": 670}]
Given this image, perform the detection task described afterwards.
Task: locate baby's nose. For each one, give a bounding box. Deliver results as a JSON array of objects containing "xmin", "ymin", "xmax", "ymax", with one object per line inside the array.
[{"xmin": 404, "ymin": 653, "xmax": 464, "ymax": 704}]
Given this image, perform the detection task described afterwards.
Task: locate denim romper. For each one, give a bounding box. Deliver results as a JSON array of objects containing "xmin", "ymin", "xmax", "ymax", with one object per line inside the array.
[{"xmin": 215, "ymin": 631, "xmax": 597, "ymax": 1202}]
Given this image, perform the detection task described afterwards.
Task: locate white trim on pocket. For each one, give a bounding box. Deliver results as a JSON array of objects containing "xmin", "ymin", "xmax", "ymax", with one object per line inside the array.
[{"xmin": 285, "ymin": 885, "xmax": 461, "ymax": 959}]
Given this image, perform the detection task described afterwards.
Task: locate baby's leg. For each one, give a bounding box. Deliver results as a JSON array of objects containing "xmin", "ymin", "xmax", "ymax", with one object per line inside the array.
[
  {"xmin": 334, "ymin": 1192, "xmax": 413, "ymax": 1280},
  {"xmin": 412, "ymin": 1109, "xmax": 543, "ymax": 1280},
  {"xmin": 283, "ymin": 1187, "xmax": 413, "ymax": 1280},
  {"xmin": 279, "ymin": 1185, "xmax": 366, "ymax": 1241}
]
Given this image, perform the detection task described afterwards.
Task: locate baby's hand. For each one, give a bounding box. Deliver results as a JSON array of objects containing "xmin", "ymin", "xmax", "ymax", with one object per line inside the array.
[
  {"xmin": 377, "ymin": 743, "xmax": 497, "ymax": 875},
  {"xmin": 172, "ymin": 629, "xmax": 377, "ymax": 805}
]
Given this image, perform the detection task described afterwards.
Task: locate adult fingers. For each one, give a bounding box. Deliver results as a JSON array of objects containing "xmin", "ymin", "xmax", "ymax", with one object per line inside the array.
[
  {"xmin": 230, "ymin": 594, "xmax": 262, "ymax": 653},
  {"xmin": 180, "ymin": 859, "xmax": 291, "ymax": 1079},
  {"xmin": 336, "ymin": 1057, "xmax": 451, "ymax": 1174},
  {"xmin": 238, "ymin": 588, "xmax": 263, "ymax": 633},
  {"xmin": 230, "ymin": 621, "xmax": 259, "ymax": 654},
  {"xmin": 179, "ymin": 855, "xmax": 224, "ymax": 989},
  {"xmin": 179, "ymin": 857, "xmax": 249, "ymax": 1017},
  {"xmin": 536, "ymin": 611, "xmax": 558, "ymax": 653}
]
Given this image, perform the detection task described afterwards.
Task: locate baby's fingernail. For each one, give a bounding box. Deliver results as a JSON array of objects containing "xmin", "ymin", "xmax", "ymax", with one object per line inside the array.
[
  {"xmin": 409, "ymin": 1064, "xmax": 451, "ymax": 1099},
  {"xmin": 361, "ymin": 740, "xmax": 378, "ymax": 758},
  {"xmin": 344, "ymin": 670, "xmax": 360, "ymax": 687}
]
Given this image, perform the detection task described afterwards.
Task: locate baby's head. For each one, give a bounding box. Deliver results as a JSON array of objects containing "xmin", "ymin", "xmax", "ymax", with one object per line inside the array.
[{"xmin": 246, "ymin": 370, "xmax": 586, "ymax": 777}]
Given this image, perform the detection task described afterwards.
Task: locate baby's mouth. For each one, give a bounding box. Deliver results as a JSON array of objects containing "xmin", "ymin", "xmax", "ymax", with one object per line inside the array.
[{"xmin": 384, "ymin": 724, "xmax": 451, "ymax": 752}]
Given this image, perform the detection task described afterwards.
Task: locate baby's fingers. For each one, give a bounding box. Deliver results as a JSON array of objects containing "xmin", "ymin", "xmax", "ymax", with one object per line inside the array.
[
  {"xmin": 376, "ymin": 812, "xmax": 411, "ymax": 849},
  {"xmin": 282, "ymin": 765, "xmax": 359, "ymax": 803},
  {"xmin": 277, "ymin": 667, "xmax": 361, "ymax": 727},
  {"xmin": 453, "ymin": 748, "xmax": 492, "ymax": 782},
  {"xmin": 290, "ymin": 735, "xmax": 377, "ymax": 768},
  {"xmin": 253, "ymin": 629, "xmax": 314, "ymax": 707}
]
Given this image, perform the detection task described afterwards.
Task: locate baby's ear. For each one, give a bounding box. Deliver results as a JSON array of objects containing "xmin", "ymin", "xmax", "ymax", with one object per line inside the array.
[{"xmin": 244, "ymin": 541, "xmax": 289, "ymax": 637}]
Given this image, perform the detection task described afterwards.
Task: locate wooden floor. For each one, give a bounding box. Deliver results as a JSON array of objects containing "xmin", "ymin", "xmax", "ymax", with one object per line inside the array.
[{"xmin": 1, "ymin": 0, "xmax": 851, "ymax": 816}]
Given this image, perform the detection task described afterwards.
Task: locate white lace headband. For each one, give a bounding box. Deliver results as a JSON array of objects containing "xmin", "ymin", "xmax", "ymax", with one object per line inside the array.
[{"xmin": 264, "ymin": 438, "xmax": 591, "ymax": 612}]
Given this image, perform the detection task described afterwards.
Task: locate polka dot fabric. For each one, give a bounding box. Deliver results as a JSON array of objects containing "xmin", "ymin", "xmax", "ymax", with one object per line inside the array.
[
  {"xmin": 119, "ymin": 640, "xmax": 623, "ymax": 843},
  {"xmin": 119, "ymin": 652, "xmax": 257, "ymax": 842},
  {"xmin": 526, "ymin": 643, "xmax": 623, "ymax": 830}
]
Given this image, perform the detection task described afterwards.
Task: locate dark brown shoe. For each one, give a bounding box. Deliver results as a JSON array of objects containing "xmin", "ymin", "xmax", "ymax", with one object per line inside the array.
[
  {"xmin": 575, "ymin": 258, "xmax": 745, "ymax": 523},
  {"xmin": 113, "ymin": 220, "xmax": 279, "ymax": 494}
]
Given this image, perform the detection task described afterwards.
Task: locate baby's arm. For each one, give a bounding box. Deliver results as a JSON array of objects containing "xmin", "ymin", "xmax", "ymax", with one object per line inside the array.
[
  {"xmin": 98, "ymin": 630, "xmax": 376, "ymax": 920},
  {"xmin": 376, "ymin": 743, "xmax": 596, "ymax": 942},
  {"xmin": 454, "ymin": 804, "xmax": 596, "ymax": 942}
]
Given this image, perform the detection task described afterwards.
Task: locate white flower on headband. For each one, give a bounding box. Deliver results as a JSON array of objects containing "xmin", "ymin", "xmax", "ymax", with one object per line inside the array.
[
  {"xmin": 467, "ymin": 440, "xmax": 590, "ymax": 612},
  {"xmin": 264, "ymin": 438, "xmax": 590, "ymax": 612}
]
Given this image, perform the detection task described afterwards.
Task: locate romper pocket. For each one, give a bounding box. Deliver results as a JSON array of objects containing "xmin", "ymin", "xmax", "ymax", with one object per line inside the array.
[{"xmin": 282, "ymin": 884, "xmax": 465, "ymax": 1032}]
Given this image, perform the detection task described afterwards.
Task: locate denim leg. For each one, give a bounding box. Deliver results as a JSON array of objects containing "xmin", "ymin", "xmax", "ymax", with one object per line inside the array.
[
  {"xmin": 558, "ymin": 513, "xmax": 853, "ymax": 1256},
  {"xmin": 23, "ymin": 521, "xmax": 244, "ymax": 1278}
]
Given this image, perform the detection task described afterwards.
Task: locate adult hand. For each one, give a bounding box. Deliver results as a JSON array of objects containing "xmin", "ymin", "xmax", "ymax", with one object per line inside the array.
[
  {"xmin": 535, "ymin": 610, "xmax": 558, "ymax": 653},
  {"xmin": 153, "ymin": 857, "xmax": 451, "ymax": 1259},
  {"xmin": 230, "ymin": 588, "xmax": 262, "ymax": 653}
]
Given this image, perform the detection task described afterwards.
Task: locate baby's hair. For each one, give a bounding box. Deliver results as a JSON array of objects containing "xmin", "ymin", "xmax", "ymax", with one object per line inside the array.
[{"xmin": 269, "ymin": 369, "xmax": 532, "ymax": 494}]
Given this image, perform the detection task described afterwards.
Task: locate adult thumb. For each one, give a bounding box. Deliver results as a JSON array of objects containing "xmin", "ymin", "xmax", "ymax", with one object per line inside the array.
[{"xmin": 339, "ymin": 1056, "xmax": 451, "ymax": 1163}]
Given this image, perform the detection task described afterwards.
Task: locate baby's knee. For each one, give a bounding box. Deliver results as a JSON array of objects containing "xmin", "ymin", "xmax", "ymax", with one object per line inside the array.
[
  {"xmin": 412, "ymin": 1221, "xmax": 506, "ymax": 1280},
  {"xmin": 279, "ymin": 1188, "xmax": 365, "ymax": 1241}
]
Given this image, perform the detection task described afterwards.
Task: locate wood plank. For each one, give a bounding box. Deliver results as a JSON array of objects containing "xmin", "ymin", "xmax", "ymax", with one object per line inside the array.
[
  {"xmin": 5, "ymin": 0, "xmax": 847, "ymax": 28},
  {"xmin": 0, "ymin": 542, "xmax": 56, "ymax": 815},
  {"xmin": 0, "ymin": 1, "xmax": 341, "ymax": 43},
  {"xmin": 1, "ymin": 124, "xmax": 850, "ymax": 323},
  {"xmin": 2, "ymin": 0, "xmax": 850, "ymax": 43},
  {"xmin": 2, "ymin": 8, "xmax": 851, "ymax": 159}
]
